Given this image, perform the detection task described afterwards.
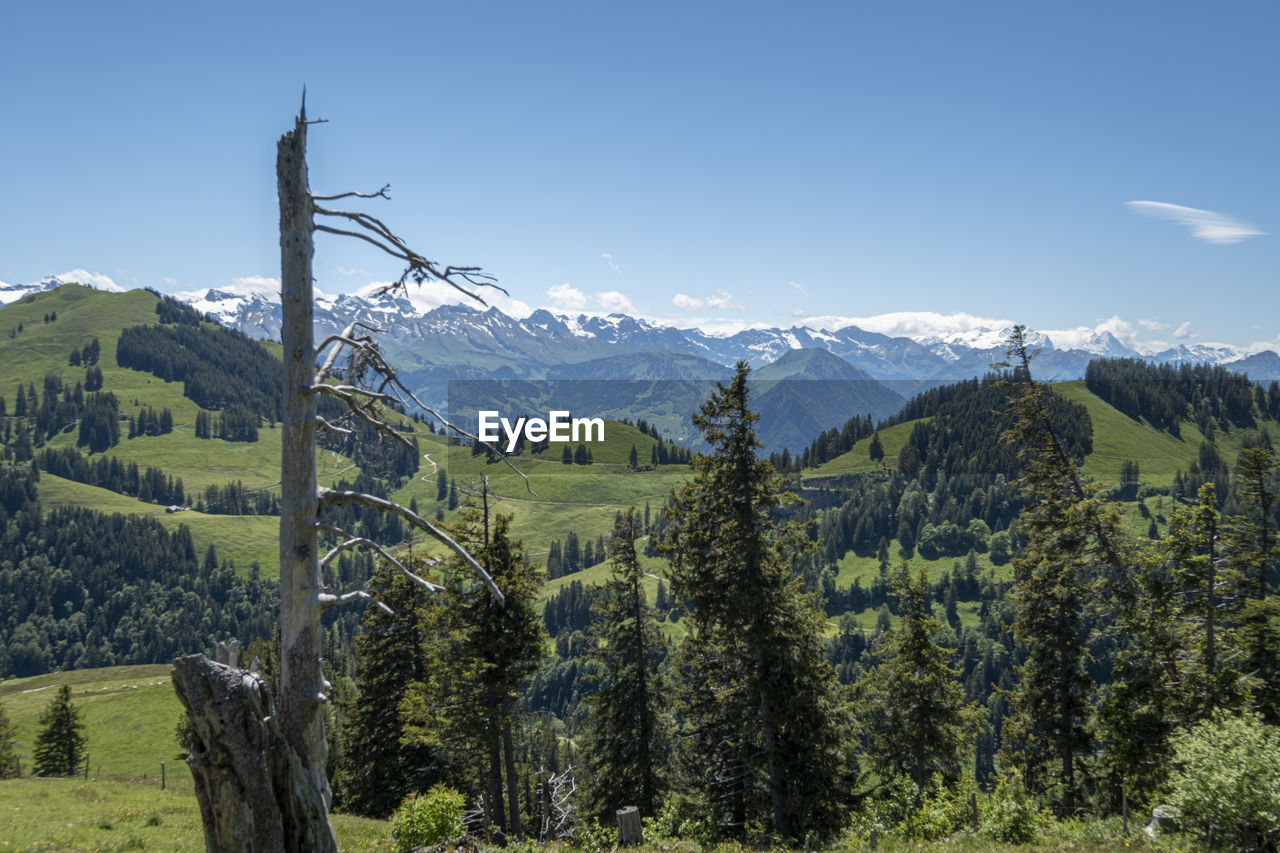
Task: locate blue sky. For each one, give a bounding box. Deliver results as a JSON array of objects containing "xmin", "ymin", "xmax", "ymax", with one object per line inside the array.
[{"xmin": 2, "ymin": 2, "xmax": 1276, "ymax": 351}]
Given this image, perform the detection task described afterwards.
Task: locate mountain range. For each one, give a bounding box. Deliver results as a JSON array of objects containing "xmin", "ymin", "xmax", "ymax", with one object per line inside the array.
[
  {"xmin": 6, "ymin": 274, "xmax": 1278, "ymax": 450},
  {"xmin": 172, "ymin": 279, "xmax": 1280, "ymax": 385}
]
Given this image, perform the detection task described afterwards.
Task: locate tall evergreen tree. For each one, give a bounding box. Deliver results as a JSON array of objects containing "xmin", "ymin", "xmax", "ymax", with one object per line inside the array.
[
  {"xmin": 403, "ymin": 483, "xmax": 546, "ymax": 838},
  {"xmin": 333, "ymin": 561, "xmax": 435, "ymax": 818},
  {"xmin": 583, "ymin": 508, "xmax": 671, "ymax": 819},
  {"xmin": 0, "ymin": 699, "xmax": 19, "ymax": 778},
  {"xmin": 1000, "ymin": 326, "xmax": 1122, "ymax": 814},
  {"xmin": 33, "ymin": 685, "xmax": 86, "ymax": 776},
  {"xmin": 662, "ymin": 362, "xmax": 853, "ymax": 842},
  {"xmin": 855, "ymin": 565, "xmax": 980, "ymax": 802}
]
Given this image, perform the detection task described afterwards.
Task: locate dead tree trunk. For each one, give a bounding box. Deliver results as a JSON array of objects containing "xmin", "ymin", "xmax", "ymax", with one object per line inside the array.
[
  {"xmin": 276, "ymin": 101, "xmax": 337, "ymax": 837},
  {"xmin": 176, "ymin": 97, "xmax": 510, "ymax": 851},
  {"xmin": 172, "ymin": 655, "xmax": 334, "ymax": 853}
]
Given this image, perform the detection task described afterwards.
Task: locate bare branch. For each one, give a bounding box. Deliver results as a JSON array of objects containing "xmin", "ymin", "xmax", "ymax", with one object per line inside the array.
[
  {"xmin": 308, "ymin": 384, "xmax": 413, "ymax": 448},
  {"xmin": 315, "ymin": 322, "xmax": 384, "ymax": 383},
  {"xmin": 311, "ymin": 184, "xmax": 391, "ymax": 202},
  {"xmin": 312, "ymin": 208, "xmax": 507, "ymax": 305},
  {"xmin": 319, "ymin": 488, "xmax": 504, "ymax": 603},
  {"xmin": 319, "ymin": 590, "xmax": 392, "ymax": 615},
  {"xmin": 315, "ymin": 524, "xmax": 445, "ymax": 594},
  {"xmin": 314, "ymin": 223, "xmax": 413, "ymax": 265},
  {"xmin": 394, "ymin": 385, "xmax": 535, "ymax": 495},
  {"xmin": 315, "ymin": 416, "xmax": 353, "ymax": 435},
  {"xmin": 307, "ymin": 384, "xmax": 397, "ymax": 403}
]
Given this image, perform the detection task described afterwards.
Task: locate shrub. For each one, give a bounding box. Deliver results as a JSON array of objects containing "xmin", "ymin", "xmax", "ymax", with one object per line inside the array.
[
  {"xmin": 1169, "ymin": 710, "xmax": 1280, "ymax": 851},
  {"xmin": 983, "ymin": 769, "xmax": 1045, "ymax": 844},
  {"xmin": 390, "ymin": 785, "xmax": 465, "ymax": 851},
  {"xmin": 897, "ymin": 774, "xmax": 979, "ymax": 841}
]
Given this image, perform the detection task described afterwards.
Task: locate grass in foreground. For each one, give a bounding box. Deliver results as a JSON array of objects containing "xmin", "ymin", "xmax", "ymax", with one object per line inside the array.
[
  {"xmin": 0, "ymin": 777, "xmax": 393, "ymax": 852},
  {"xmin": 0, "ymin": 775, "xmax": 1203, "ymax": 853}
]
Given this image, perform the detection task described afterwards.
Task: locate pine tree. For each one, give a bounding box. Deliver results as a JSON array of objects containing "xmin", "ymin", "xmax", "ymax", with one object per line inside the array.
[
  {"xmin": 855, "ymin": 565, "xmax": 980, "ymax": 801},
  {"xmin": 868, "ymin": 430, "xmax": 884, "ymax": 465},
  {"xmin": 403, "ymin": 483, "xmax": 546, "ymax": 837},
  {"xmin": 583, "ymin": 508, "xmax": 671, "ymax": 819},
  {"xmin": 661, "ymin": 362, "xmax": 853, "ymax": 841},
  {"xmin": 1099, "ymin": 542, "xmax": 1186, "ymax": 806},
  {"xmin": 33, "ymin": 685, "xmax": 86, "ymax": 776},
  {"xmin": 999, "ymin": 326, "xmax": 1121, "ymax": 814},
  {"xmin": 0, "ymin": 699, "xmax": 20, "ymax": 778},
  {"xmin": 333, "ymin": 562, "xmax": 435, "ymax": 817}
]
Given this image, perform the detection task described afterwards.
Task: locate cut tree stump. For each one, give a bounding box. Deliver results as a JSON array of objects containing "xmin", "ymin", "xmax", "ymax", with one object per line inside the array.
[{"xmin": 616, "ymin": 806, "xmax": 643, "ymax": 846}]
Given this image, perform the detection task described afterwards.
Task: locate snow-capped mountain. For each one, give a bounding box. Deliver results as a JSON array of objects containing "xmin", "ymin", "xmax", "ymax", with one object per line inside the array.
[
  {"xmin": 0, "ymin": 272, "xmax": 125, "ymax": 305},
  {"xmin": 170, "ymin": 285, "xmax": 1274, "ymax": 387}
]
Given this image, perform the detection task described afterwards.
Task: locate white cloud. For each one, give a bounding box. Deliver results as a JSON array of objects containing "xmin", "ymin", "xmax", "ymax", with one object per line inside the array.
[
  {"xmin": 1173, "ymin": 321, "xmax": 1202, "ymax": 340},
  {"xmin": 56, "ymin": 269, "xmax": 124, "ymax": 292},
  {"xmin": 335, "ymin": 266, "xmax": 368, "ymax": 276},
  {"xmin": 1138, "ymin": 318, "xmax": 1168, "ymax": 331},
  {"xmin": 601, "ymin": 253, "xmax": 621, "ymax": 274},
  {"xmin": 547, "ymin": 282, "xmax": 588, "ymax": 310},
  {"xmin": 681, "ymin": 318, "xmax": 775, "ymax": 337},
  {"xmin": 788, "ymin": 280, "xmax": 807, "ymax": 294},
  {"xmin": 1126, "ymin": 201, "xmax": 1265, "ymax": 245},
  {"xmin": 671, "ymin": 289, "xmax": 743, "ymax": 312},
  {"xmin": 799, "ymin": 310, "xmax": 1016, "ymax": 344},
  {"xmin": 226, "ymin": 275, "xmax": 282, "ymax": 298},
  {"xmin": 705, "ymin": 290, "xmax": 744, "ymax": 311},
  {"xmin": 595, "ymin": 290, "xmax": 637, "ymax": 314}
]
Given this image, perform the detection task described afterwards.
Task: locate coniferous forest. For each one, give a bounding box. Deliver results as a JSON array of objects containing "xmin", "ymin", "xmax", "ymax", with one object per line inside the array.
[{"xmin": 2, "ymin": 305, "xmax": 1279, "ymax": 850}]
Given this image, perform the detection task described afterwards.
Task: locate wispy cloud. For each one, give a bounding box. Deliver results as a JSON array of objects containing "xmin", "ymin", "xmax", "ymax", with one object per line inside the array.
[
  {"xmin": 1173, "ymin": 321, "xmax": 1202, "ymax": 340},
  {"xmin": 788, "ymin": 280, "xmax": 807, "ymax": 294},
  {"xmin": 596, "ymin": 290, "xmax": 637, "ymax": 314},
  {"xmin": 601, "ymin": 252, "xmax": 621, "ymax": 274},
  {"xmin": 1138, "ymin": 318, "xmax": 1168, "ymax": 331},
  {"xmin": 671, "ymin": 289, "xmax": 743, "ymax": 312},
  {"xmin": 547, "ymin": 282, "xmax": 587, "ymax": 310},
  {"xmin": 1126, "ymin": 201, "xmax": 1265, "ymax": 245},
  {"xmin": 335, "ymin": 265, "xmax": 368, "ymax": 276}
]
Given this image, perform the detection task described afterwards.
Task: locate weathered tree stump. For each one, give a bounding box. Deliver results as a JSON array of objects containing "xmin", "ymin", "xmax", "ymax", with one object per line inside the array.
[
  {"xmin": 616, "ymin": 805, "xmax": 643, "ymax": 846},
  {"xmin": 171, "ymin": 654, "xmax": 337, "ymax": 852}
]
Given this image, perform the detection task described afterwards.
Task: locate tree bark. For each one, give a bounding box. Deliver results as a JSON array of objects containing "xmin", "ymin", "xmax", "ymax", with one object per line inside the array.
[
  {"xmin": 616, "ymin": 806, "xmax": 643, "ymax": 846},
  {"xmin": 277, "ymin": 107, "xmax": 335, "ymax": 841},
  {"xmin": 172, "ymin": 655, "xmax": 333, "ymax": 853}
]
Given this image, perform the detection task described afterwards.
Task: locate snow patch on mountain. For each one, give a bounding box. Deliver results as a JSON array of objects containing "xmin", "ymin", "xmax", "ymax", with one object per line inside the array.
[{"xmin": 0, "ymin": 271, "xmax": 125, "ymax": 305}]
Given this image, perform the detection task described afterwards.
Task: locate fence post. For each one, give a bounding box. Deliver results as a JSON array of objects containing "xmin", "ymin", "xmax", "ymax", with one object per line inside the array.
[{"xmin": 162, "ymin": 761, "xmax": 166, "ymax": 790}]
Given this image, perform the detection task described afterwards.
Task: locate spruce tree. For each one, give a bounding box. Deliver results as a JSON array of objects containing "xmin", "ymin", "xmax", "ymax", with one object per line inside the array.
[
  {"xmin": 403, "ymin": 483, "xmax": 546, "ymax": 837},
  {"xmin": 583, "ymin": 508, "xmax": 671, "ymax": 819},
  {"xmin": 662, "ymin": 362, "xmax": 853, "ymax": 841},
  {"xmin": 33, "ymin": 685, "xmax": 86, "ymax": 776},
  {"xmin": 333, "ymin": 562, "xmax": 435, "ymax": 818},
  {"xmin": 0, "ymin": 699, "xmax": 19, "ymax": 778},
  {"xmin": 855, "ymin": 565, "xmax": 980, "ymax": 802},
  {"xmin": 1000, "ymin": 326, "xmax": 1121, "ymax": 814}
]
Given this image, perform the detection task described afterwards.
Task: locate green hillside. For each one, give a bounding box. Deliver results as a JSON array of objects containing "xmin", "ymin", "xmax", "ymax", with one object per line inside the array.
[
  {"xmin": 806, "ymin": 419, "xmax": 922, "ymax": 479},
  {"xmin": 804, "ymin": 378, "xmax": 1274, "ymax": 491},
  {"xmin": 391, "ymin": 420, "xmax": 692, "ymax": 559},
  {"xmin": 0, "ymin": 664, "xmax": 183, "ymax": 782},
  {"xmin": 0, "ymin": 286, "xmax": 371, "ymax": 578}
]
